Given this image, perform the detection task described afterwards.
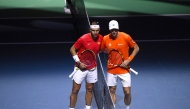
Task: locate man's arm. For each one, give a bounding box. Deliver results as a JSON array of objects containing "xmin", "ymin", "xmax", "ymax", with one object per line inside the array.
[
  {"xmin": 130, "ymin": 43, "xmax": 140, "ymax": 59},
  {"xmin": 70, "ymin": 45, "xmax": 86, "ymax": 69},
  {"xmin": 120, "ymin": 44, "xmax": 139, "ymax": 67},
  {"xmin": 70, "ymin": 45, "xmax": 81, "ymax": 65},
  {"xmin": 70, "ymin": 45, "xmax": 77, "ymax": 56}
]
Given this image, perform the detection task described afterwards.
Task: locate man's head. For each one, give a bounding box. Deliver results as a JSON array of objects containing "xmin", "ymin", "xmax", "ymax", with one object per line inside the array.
[
  {"xmin": 90, "ymin": 21, "xmax": 100, "ymax": 39},
  {"xmin": 109, "ymin": 20, "xmax": 119, "ymax": 39}
]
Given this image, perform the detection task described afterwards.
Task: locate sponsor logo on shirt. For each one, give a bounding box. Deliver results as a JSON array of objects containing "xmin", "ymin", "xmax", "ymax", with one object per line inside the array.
[
  {"xmin": 97, "ymin": 42, "xmax": 100, "ymax": 44},
  {"xmin": 118, "ymin": 44, "xmax": 123, "ymax": 46},
  {"xmin": 109, "ymin": 43, "xmax": 112, "ymax": 46}
]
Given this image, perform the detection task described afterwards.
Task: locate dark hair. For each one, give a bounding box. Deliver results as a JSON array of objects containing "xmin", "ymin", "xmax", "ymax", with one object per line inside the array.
[{"xmin": 91, "ymin": 21, "xmax": 99, "ymax": 25}]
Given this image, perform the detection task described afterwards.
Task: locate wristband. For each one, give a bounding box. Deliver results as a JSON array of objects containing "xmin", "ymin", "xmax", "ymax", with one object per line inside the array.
[
  {"xmin": 73, "ymin": 55, "xmax": 80, "ymax": 62},
  {"xmin": 128, "ymin": 55, "xmax": 134, "ymax": 61}
]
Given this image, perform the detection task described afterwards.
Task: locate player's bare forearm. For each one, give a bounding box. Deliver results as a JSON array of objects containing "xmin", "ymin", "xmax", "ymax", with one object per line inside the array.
[
  {"xmin": 70, "ymin": 45, "xmax": 77, "ymax": 56},
  {"xmin": 120, "ymin": 60, "xmax": 130, "ymax": 68},
  {"xmin": 130, "ymin": 44, "xmax": 139, "ymax": 58},
  {"xmin": 121, "ymin": 44, "xmax": 139, "ymax": 67},
  {"xmin": 70, "ymin": 45, "xmax": 81, "ymax": 65}
]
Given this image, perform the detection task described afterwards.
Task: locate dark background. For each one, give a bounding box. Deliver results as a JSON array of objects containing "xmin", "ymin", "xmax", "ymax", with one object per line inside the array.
[
  {"xmin": 0, "ymin": 0, "xmax": 190, "ymax": 43},
  {"xmin": 0, "ymin": 0, "xmax": 190, "ymax": 109},
  {"xmin": 0, "ymin": 15, "xmax": 190, "ymax": 43}
]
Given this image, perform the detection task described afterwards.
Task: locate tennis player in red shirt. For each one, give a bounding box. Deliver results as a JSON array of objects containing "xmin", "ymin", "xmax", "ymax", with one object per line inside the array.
[{"xmin": 69, "ymin": 21, "xmax": 103, "ymax": 109}]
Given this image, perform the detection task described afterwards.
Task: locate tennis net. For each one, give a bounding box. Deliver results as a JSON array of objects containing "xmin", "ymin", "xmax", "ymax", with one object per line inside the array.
[
  {"xmin": 65, "ymin": 0, "xmax": 90, "ymax": 40},
  {"xmin": 94, "ymin": 55, "xmax": 115, "ymax": 109},
  {"xmin": 66, "ymin": 0, "xmax": 115, "ymax": 108}
]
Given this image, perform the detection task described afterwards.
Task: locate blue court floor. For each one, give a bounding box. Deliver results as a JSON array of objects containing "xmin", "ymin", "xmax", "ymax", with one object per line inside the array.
[{"xmin": 0, "ymin": 41, "xmax": 190, "ymax": 109}]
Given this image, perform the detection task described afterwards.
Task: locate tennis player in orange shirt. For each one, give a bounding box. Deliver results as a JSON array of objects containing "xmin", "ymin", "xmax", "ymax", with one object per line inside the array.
[{"xmin": 101, "ymin": 20, "xmax": 139, "ymax": 109}]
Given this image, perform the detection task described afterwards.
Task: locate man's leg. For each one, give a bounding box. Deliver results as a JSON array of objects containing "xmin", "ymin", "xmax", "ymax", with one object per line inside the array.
[
  {"xmin": 120, "ymin": 73, "xmax": 131, "ymax": 109},
  {"xmin": 123, "ymin": 87, "xmax": 131, "ymax": 109},
  {"xmin": 109, "ymin": 86, "xmax": 117, "ymax": 107},
  {"xmin": 70, "ymin": 80, "xmax": 81, "ymax": 108},
  {"xmin": 107, "ymin": 73, "xmax": 117, "ymax": 107},
  {"xmin": 85, "ymin": 82, "xmax": 94, "ymax": 109}
]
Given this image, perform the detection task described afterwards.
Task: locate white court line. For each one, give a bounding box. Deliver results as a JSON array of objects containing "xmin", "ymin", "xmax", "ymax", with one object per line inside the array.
[
  {"xmin": 0, "ymin": 39, "xmax": 190, "ymax": 45},
  {"xmin": 90, "ymin": 14, "xmax": 190, "ymax": 18}
]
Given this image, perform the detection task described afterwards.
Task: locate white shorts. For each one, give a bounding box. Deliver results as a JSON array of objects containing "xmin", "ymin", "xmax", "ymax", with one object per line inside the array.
[
  {"xmin": 72, "ymin": 67, "xmax": 98, "ymax": 84},
  {"xmin": 107, "ymin": 72, "xmax": 131, "ymax": 87}
]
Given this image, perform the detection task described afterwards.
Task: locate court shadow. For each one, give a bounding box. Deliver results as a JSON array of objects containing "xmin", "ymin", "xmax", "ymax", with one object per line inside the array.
[
  {"xmin": 115, "ymin": 94, "xmax": 125, "ymax": 109},
  {"xmin": 74, "ymin": 91, "xmax": 98, "ymax": 109}
]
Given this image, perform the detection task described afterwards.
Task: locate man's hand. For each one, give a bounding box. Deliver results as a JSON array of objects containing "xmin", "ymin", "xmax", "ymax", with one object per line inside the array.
[
  {"xmin": 78, "ymin": 62, "xmax": 87, "ymax": 69},
  {"xmin": 120, "ymin": 60, "xmax": 130, "ymax": 68}
]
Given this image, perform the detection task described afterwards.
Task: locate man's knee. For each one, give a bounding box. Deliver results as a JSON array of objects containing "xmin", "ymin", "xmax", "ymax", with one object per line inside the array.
[
  {"xmin": 125, "ymin": 92, "xmax": 131, "ymax": 98},
  {"xmin": 86, "ymin": 87, "xmax": 93, "ymax": 93},
  {"xmin": 109, "ymin": 86, "xmax": 116, "ymax": 94},
  {"xmin": 72, "ymin": 89, "xmax": 79, "ymax": 95}
]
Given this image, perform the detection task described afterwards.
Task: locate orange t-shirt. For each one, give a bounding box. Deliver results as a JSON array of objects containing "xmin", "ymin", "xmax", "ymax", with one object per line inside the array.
[{"xmin": 101, "ymin": 32, "xmax": 136, "ymax": 74}]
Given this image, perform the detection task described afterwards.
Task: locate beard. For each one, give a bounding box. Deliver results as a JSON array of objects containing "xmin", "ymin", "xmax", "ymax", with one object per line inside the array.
[
  {"xmin": 111, "ymin": 32, "xmax": 118, "ymax": 39},
  {"xmin": 91, "ymin": 34, "xmax": 98, "ymax": 40},
  {"xmin": 92, "ymin": 34, "xmax": 98, "ymax": 38}
]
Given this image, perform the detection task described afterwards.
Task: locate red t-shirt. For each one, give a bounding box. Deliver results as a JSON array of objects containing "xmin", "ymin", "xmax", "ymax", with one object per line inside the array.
[{"xmin": 74, "ymin": 33, "xmax": 103, "ymax": 69}]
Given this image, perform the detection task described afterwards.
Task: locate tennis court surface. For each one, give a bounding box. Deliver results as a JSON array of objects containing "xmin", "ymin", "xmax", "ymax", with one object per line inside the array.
[{"xmin": 0, "ymin": 40, "xmax": 190, "ymax": 109}]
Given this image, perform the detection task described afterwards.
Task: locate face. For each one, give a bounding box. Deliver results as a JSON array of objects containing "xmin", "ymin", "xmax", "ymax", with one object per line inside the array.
[
  {"xmin": 110, "ymin": 29, "xmax": 119, "ymax": 39},
  {"xmin": 90, "ymin": 28, "xmax": 100, "ymax": 39}
]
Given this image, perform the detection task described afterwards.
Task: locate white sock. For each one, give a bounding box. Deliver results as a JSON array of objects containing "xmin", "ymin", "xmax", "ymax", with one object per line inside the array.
[
  {"xmin": 114, "ymin": 104, "xmax": 116, "ymax": 108},
  {"xmin": 85, "ymin": 105, "xmax": 91, "ymax": 109},
  {"xmin": 126, "ymin": 105, "xmax": 130, "ymax": 109},
  {"xmin": 69, "ymin": 108, "xmax": 74, "ymax": 109}
]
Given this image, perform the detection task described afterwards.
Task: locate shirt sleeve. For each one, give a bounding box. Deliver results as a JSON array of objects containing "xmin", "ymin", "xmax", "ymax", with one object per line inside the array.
[
  {"xmin": 74, "ymin": 37, "xmax": 83, "ymax": 50},
  {"xmin": 100, "ymin": 36, "xmax": 106, "ymax": 51},
  {"xmin": 123, "ymin": 33, "xmax": 136, "ymax": 48}
]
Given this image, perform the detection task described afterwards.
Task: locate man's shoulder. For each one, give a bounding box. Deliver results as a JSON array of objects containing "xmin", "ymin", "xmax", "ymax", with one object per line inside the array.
[
  {"xmin": 119, "ymin": 32, "xmax": 130, "ymax": 36},
  {"xmin": 98, "ymin": 34, "xmax": 103, "ymax": 38},
  {"xmin": 80, "ymin": 33, "xmax": 90, "ymax": 39},
  {"xmin": 103, "ymin": 34, "xmax": 110, "ymax": 39},
  {"xmin": 82, "ymin": 33, "xmax": 90, "ymax": 37}
]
